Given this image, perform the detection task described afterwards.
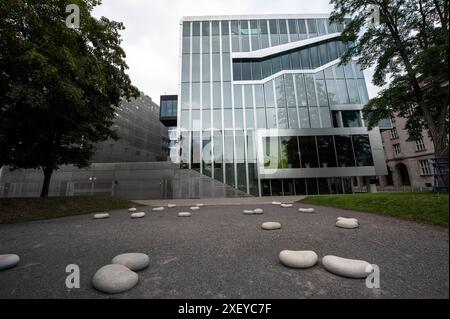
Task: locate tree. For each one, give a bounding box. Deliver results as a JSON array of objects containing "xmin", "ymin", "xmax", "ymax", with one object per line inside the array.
[
  {"xmin": 0, "ymin": 0, "xmax": 138, "ymax": 196},
  {"xmin": 330, "ymin": 0, "xmax": 449, "ymax": 158}
]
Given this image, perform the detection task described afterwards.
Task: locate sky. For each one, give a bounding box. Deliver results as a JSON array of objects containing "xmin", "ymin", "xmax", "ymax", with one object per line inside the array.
[{"xmin": 92, "ymin": 0, "xmax": 381, "ymax": 104}]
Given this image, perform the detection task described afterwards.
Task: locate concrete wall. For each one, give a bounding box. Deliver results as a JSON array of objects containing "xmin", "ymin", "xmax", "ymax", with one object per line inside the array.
[{"xmin": 0, "ymin": 162, "xmax": 250, "ymax": 199}]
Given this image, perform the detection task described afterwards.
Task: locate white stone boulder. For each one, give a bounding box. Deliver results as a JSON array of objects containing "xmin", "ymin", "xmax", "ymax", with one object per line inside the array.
[
  {"xmin": 253, "ymin": 208, "xmax": 264, "ymax": 214},
  {"xmin": 128, "ymin": 208, "xmax": 137, "ymax": 213},
  {"xmin": 0, "ymin": 254, "xmax": 20, "ymax": 271},
  {"xmin": 196, "ymin": 203, "xmax": 204, "ymax": 207},
  {"xmin": 280, "ymin": 203, "xmax": 293, "ymax": 208},
  {"xmin": 272, "ymin": 201, "xmax": 282, "ymax": 205},
  {"xmin": 131, "ymin": 212, "xmax": 145, "ymax": 219},
  {"xmin": 337, "ymin": 217, "xmax": 359, "ymax": 223},
  {"xmin": 190, "ymin": 206, "xmax": 200, "ymax": 211},
  {"xmin": 298, "ymin": 208, "xmax": 315, "ymax": 213},
  {"xmin": 279, "ymin": 250, "xmax": 318, "ymax": 269},
  {"xmin": 92, "ymin": 264, "xmax": 138, "ymax": 294},
  {"xmin": 243, "ymin": 210, "xmax": 254, "ymax": 215},
  {"xmin": 94, "ymin": 213, "xmax": 110, "ymax": 219},
  {"xmin": 322, "ymin": 255, "xmax": 373, "ymax": 278},
  {"xmin": 167, "ymin": 204, "xmax": 177, "ymax": 208},
  {"xmin": 152, "ymin": 207, "xmax": 165, "ymax": 212},
  {"xmin": 261, "ymin": 222, "xmax": 282, "ymax": 230},
  {"xmin": 178, "ymin": 212, "xmax": 192, "ymax": 217},
  {"xmin": 336, "ymin": 219, "xmax": 359, "ymax": 229},
  {"xmin": 111, "ymin": 253, "xmax": 149, "ymax": 271}
]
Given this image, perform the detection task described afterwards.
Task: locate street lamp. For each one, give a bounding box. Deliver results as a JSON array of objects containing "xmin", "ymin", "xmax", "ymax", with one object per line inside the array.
[{"xmin": 89, "ymin": 176, "xmax": 97, "ymax": 196}]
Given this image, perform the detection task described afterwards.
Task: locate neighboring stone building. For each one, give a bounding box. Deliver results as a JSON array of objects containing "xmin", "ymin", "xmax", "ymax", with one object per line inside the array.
[
  {"xmin": 379, "ymin": 113, "xmax": 435, "ymax": 189},
  {"xmin": 92, "ymin": 92, "xmax": 169, "ymax": 163}
]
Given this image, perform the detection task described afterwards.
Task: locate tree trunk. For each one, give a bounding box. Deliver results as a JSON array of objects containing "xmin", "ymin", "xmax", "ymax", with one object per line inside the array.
[{"xmin": 40, "ymin": 166, "xmax": 54, "ymax": 197}]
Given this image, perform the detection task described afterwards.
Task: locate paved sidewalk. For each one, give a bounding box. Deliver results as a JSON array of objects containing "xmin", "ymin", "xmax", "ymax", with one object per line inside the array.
[
  {"xmin": 133, "ymin": 196, "xmax": 305, "ymax": 206},
  {"xmin": 0, "ymin": 202, "xmax": 448, "ymax": 299}
]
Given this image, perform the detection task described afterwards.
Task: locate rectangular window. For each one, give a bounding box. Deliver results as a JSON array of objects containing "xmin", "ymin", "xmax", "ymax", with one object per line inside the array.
[
  {"xmin": 415, "ymin": 138, "xmax": 426, "ymax": 151},
  {"xmin": 419, "ymin": 160, "xmax": 432, "ymax": 175},
  {"xmin": 235, "ymin": 108, "xmax": 244, "ymax": 129},
  {"xmin": 352, "ymin": 135, "xmax": 374, "ymax": 166},
  {"xmin": 306, "ymin": 19, "xmax": 317, "ymax": 37},
  {"xmin": 294, "ymin": 74, "xmax": 307, "ymax": 106},
  {"xmin": 390, "ymin": 127, "xmax": 399, "ymax": 139},
  {"xmin": 192, "ymin": 54, "xmax": 200, "ymax": 82},
  {"xmin": 277, "ymin": 107, "xmax": 288, "ymax": 129},
  {"xmin": 288, "ymin": 19, "xmax": 298, "ymax": 42},
  {"xmin": 234, "ymin": 84, "xmax": 242, "ymax": 109},
  {"xmin": 202, "ymin": 109, "xmax": 211, "ymax": 129},
  {"xmin": 254, "ymin": 85, "xmax": 265, "ymax": 107},
  {"xmin": 212, "ymin": 82, "xmax": 221, "ymax": 108},
  {"xmin": 264, "ymin": 80, "xmax": 275, "ymax": 108},
  {"xmin": 298, "ymin": 136, "xmax": 318, "ymax": 168},
  {"xmin": 213, "ymin": 131, "xmax": 223, "ymax": 182},
  {"xmin": 212, "ymin": 54, "xmax": 221, "ymax": 81},
  {"xmin": 224, "ymin": 109, "xmax": 233, "ymax": 129},
  {"xmin": 223, "ymin": 82, "xmax": 232, "ymax": 108},
  {"xmin": 295, "ymin": 179, "xmax": 307, "ymax": 195},
  {"xmin": 342, "ymin": 110, "xmax": 362, "ymax": 127},
  {"xmin": 266, "ymin": 108, "xmax": 277, "ymax": 128},
  {"xmin": 335, "ymin": 135, "xmax": 356, "ymax": 167},
  {"xmin": 304, "ymin": 75, "xmax": 317, "ymax": 106},
  {"xmin": 213, "ymin": 109, "xmax": 222, "ymax": 130},
  {"xmin": 283, "ymin": 179, "xmax": 295, "ymax": 195},
  {"xmin": 285, "ymin": 74, "xmax": 296, "ymax": 107},
  {"xmin": 288, "ymin": 107, "xmax": 299, "ymax": 128},
  {"xmin": 337, "ymin": 79, "xmax": 349, "ymax": 104},
  {"xmin": 316, "ymin": 136, "xmax": 337, "ymax": 167},
  {"xmin": 269, "ymin": 20, "xmax": 279, "ymax": 46},
  {"xmin": 298, "ymin": 19, "xmax": 307, "ymax": 39},
  {"xmin": 244, "ymin": 85, "xmax": 253, "ymax": 108},
  {"xmin": 222, "ymin": 53, "xmax": 231, "ymax": 81},
  {"xmin": 191, "ymin": 83, "xmax": 200, "ymax": 109},
  {"xmin": 245, "ymin": 108, "xmax": 254, "ymax": 129},
  {"xmin": 393, "ymin": 143, "xmax": 401, "ymax": 156},
  {"xmin": 191, "ymin": 131, "xmax": 201, "ymax": 171},
  {"xmin": 202, "ymin": 53, "xmax": 210, "ymax": 82},
  {"xmin": 306, "ymin": 178, "xmax": 319, "ymax": 195},
  {"xmin": 279, "ymin": 19, "xmax": 289, "ymax": 44},
  {"xmin": 263, "ymin": 136, "xmax": 279, "ymax": 169},
  {"xmin": 298, "ymin": 107, "xmax": 310, "ymax": 128},
  {"xmin": 317, "ymin": 18, "xmax": 327, "ymax": 35},
  {"xmin": 256, "ymin": 108, "xmax": 266, "ymax": 128}
]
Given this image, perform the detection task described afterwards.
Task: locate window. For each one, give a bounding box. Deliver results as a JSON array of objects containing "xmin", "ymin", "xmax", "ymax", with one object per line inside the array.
[
  {"xmin": 298, "ymin": 136, "xmax": 318, "ymax": 168},
  {"xmin": 316, "ymin": 136, "xmax": 337, "ymax": 167},
  {"xmin": 415, "ymin": 138, "xmax": 426, "ymax": 151},
  {"xmin": 334, "ymin": 135, "xmax": 355, "ymax": 167},
  {"xmin": 393, "ymin": 144, "xmax": 401, "ymax": 156},
  {"xmin": 419, "ymin": 160, "xmax": 432, "ymax": 176},
  {"xmin": 352, "ymin": 135, "xmax": 374, "ymax": 166},
  {"xmin": 390, "ymin": 127, "xmax": 399, "ymax": 139},
  {"xmin": 341, "ymin": 110, "xmax": 362, "ymax": 127}
]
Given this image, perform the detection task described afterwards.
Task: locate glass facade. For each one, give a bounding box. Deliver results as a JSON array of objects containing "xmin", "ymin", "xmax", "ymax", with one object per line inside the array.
[{"xmin": 178, "ymin": 15, "xmax": 384, "ymax": 196}]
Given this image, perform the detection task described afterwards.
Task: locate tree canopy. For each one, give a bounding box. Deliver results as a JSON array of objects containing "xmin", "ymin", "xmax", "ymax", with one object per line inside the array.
[
  {"xmin": 0, "ymin": 0, "xmax": 139, "ymax": 196},
  {"xmin": 330, "ymin": 0, "xmax": 448, "ymax": 157}
]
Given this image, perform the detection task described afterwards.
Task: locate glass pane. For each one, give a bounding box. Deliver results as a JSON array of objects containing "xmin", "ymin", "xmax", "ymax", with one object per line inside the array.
[
  {"xmin": 202, "ymin": 109, "xmax": 211, "ymax": 129},
  {"xmin": 334, "ymin": 135, "xmax": 355, "ymax": 167},
  {"xmin": 280, "ymin": 136, "xmax": 300, "ymax": 168},
  {"xmin": 192, "ymin": 36, "xmax": 200, "ymax": 54},
  {"xmin": 181, "ymin": 83, "xmax": 189, "ymax": 109},
  {"xmin": 295, "ymin": 179, "xmax": 307, "ymax": 195},
  {"xmin": 212, "ymin": 54, "xmax": 221, "ymax": 81},
  {"xmin": 213, "ymin": 131, "xmax": 223, "ymax": 182},
  {"xmin": 277, "ymin": 107, "xmax": 288, "ymax": 129},
  {"xmin": 202, "ymin": 82, "xmax": 211, "ymax": 108},
  {"xmin": 337, "ymin": 79, "xmax": 349, "ymax": 104},
  {"xmin": 256, "ymin": 108, "xmax": 266, "ymax": 128},
  {"xmin": 316, "ymin": 136, "xmax": 337, "ymax": 167},
  {"xmin": 192, "ymin": 83, "xmax": 200, "ymax": 108},
  {"xmin": 326, "ymin": 79, "xmax": 339, "ymax": 105},
  {"xmin": 180, "ymin": 131, "xmax": 190, "ymax": 167},
  {"xmin": 285, "ymin": 74, "xmax": 296, "ymax": 107},
  {"xmin": 266, "ymin": 108, "xmax": 277, "ymax": 128},
  {"xmin": 317, "ymin": 19, "xmax": 327, "ymax": 35},
  {"xmin": 241, "ymin": 62, "xmax": 252, "ymax": 80},
  {"xmin": 244, "ymin": 85, "xmax": 253, "ymax": 108},
  {"xmin": 192, "ymin": 54, "xmax": 200, "ymax": 82},
  {"xmin": 180, "ymin": 110, "xmax": 190, "ymax": 130},
  {"xmin": 300, "ymin": 49, "xmax": 311, "ymax": 69},
  {"xmin": 213, "ymin": 109, "xmax": 222, "ymax": 130},
  {"xmin": 342, "ymin": 110, "xmax": 361, "ymax": 127},
  {"xmin": 254, "ymin": 85, "xmax": 265, "ymax": 106},
  {"xmin": 252, "ymin": 62, "xmax": 262, "ymax": 80},
  {"xmin": 298, "ymin": 19, "xmax": 307, "ymax": 39},
  {"xmin": 320, "ymin": 107, "xmax": 332, "ymax": 128},
  {"xmin": 316, "ymin": 79, "xmax": 328, "ymax": 106},
  {"xmin": 347, "ymin": 79, "xmax": 361, "ymax": 104},
  {"xmin": 183, "ymin": 21, "xmax": 191, "ymax": 37},
  {"xmin": 224, "ymin": 109, "xmax": 233, "ymax": 129},
  {"xmin": 222, "ymin": 53, "xmax": 231, "ymax": 81},
  {"xmin": 318, "ymin": 178, "xmax": 330, "ymax": 194},
  {"xmin": 261, "ymin": 179, "xmax": 271, "ymax": 196},
  {"xmin": 222, "ymin": 35, "xmax": 230, "ymax": 53},
  {"xmin": 234, "ymin": 84, "xmax": 242, "ymax": 109},
  {"xmin": 202, "ymin": 131, "xmax": 212, "ymax": 177},
  {"xmin": 305, "ymin": 75, "xmax": 317, "ymax": 106},
  {"xmin": 271, "ymin": 179, "xmax": 283, "ymax": 196},
  {"xmin": 283, "ymin": 179, "xmax": 295, "ymax": 195},
  {"xmin": 275, "ymin": 77, "xmax": 286, "ymax": 109},
  {"xmin": 182, "ymin": 55, "xmax": 190, "ymax": 82},
  {"xmin": 202, "ymin": 53, "xmax": 210, "ymax": 82},
  {"xmin": 191, "ymin": 131, "xmax": 201, "ymax": 171},
  {"xmin": 223, "ymin": 82, "xmax": 232, "ymax": 108},
  {"xmin": 263, "ymin": 136, "xmax": 279, "ymax": 169},
  {"xmin": 309, "ymin": 46, "xmax": 320, "ymax": 68},
  {"xmin": 298, "ymin": 136, "xmax": 318, "ymax": 168},
  {"xmin": 352, "ymin": 135, "xmax": 374, "ymax": 166},
  {"xmin": 358, "ymin": 79, "xmax": 369, "ymax": 104},
  {"xmin": 307, "ymin": 19, "xmax": 317, "ymax": 37},
  {"xmin": 246, "ymin": 109, "xmax": 255, "ymax": 129},
  {"xmin": 306, "ymin": 178, "xmax": 318, "ymax": 195},
  {"xmin": 235, "ymin": 108, "xmax": 244, "ymax": 129},
  {"xmin": 299, "ymin": 107, "xmax": 310, "ymax": 128},
  {"xmin": 294, "ymin": 74, "xmax": 307, "ymax": 106},
  {"xmin": 213, "ymin": 82, "xmax": 221, "ymax": 108},
  {"xmin": 309, "ymin": 107, "xmax": 320, "ymax": 128},
  {"xmin": 264, "ymin": 80, "xmax": 275, "ymax": 108},
  {"xmin": 288, "ymin": 107, "xmax": 299, "ymax": 128}
]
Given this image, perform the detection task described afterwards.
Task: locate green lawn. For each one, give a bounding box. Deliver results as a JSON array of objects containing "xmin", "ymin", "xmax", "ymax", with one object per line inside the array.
[
  {"xmin": 300, "ymin": 192, "xmax": 449, "ymax": 226},
  {"xmin": 0, "ymin": 196, "xmax": 139, "ymax": 224}
]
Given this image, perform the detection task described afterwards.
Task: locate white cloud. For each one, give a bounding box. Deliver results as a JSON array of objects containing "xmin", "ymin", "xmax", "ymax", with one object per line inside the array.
[{"xmin": 92, "ymin": 0, "xmax": 382, "ymax": 102}]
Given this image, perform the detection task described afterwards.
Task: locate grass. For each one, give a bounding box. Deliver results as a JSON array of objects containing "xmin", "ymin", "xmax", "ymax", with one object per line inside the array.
[
  {"xmin": 0, "ymin": 196, "xmax": 138, "ymax": 224},
  {"xmin": 300, "ymin": 192, "xmax": 449, "ymax": 226}
]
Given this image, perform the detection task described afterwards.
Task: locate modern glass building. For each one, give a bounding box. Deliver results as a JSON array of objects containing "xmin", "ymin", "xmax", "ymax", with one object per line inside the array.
[{"xmin": 177, "ymin": 14, "xmax": 387, "ymax": 196}]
